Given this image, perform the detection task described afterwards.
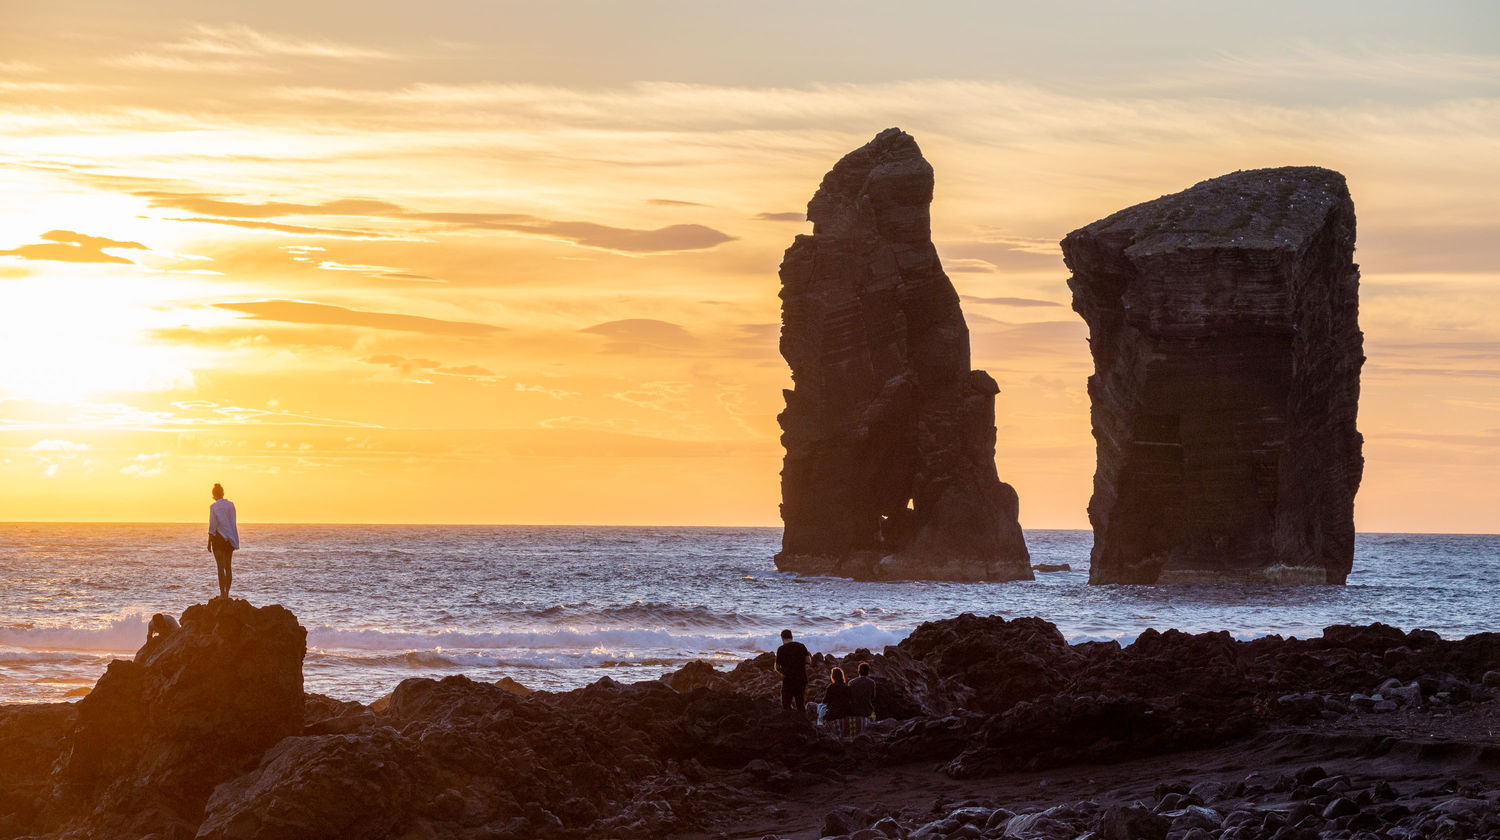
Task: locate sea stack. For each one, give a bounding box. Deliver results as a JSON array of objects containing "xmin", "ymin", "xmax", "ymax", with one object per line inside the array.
[
  {"xmin": 775, "ymin": 128, "xmax": 1031, "ymax": 581},
  {"xmin": 1062, "ymin": 167, "xmax": 1364, "ymax": 585}
]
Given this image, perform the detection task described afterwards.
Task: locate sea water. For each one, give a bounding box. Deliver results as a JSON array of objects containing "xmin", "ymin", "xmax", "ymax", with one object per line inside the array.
[{"xmin": 0, "ymin": 524, "xmax": 1495, "ymax": 704}]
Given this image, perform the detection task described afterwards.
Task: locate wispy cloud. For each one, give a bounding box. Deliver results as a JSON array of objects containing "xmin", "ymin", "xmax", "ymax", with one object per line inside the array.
[
  {"xmin": 216, "ymin": 300, "xmax": 503, "ymax": 336},
  {"xmin": 580, "ymin": 319, "xmax": 699, "ymax": 353},
  {"xmin": 120, "ymin": 452, "xmax": 167, "ymax": 477},
  {"xmin": 115, "ymin": 23, "xmax": 398, "ymax": 74},
  {"xmin": 756, "ymin": 211, "xmax": 805, "ymax": 222},
  {"xmin": 363, "ymin": 354, "xmax": 499, "ymax": 381},
  {"xmin": 515, "ymin": 383, "xmax": 580, "ymax": 400},
  {"xmin": 142, "ymin": 189, "xmax": 735, "ymax": 253},
  {"xmin": 0, "ymin": 230, "xmax": 148, "ymax": 264},
  {"xmin": 962, "ymin": 295, "xmax": 1063, "ymax": 308}
]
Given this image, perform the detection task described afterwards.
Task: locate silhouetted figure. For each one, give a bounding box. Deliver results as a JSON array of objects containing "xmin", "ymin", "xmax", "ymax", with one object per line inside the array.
[
  {"xmin": 848, "ymin": 661, "xmax": 877, "ymax": 734},
  {"xmin": 136, "ymin": 612, "xmax": 179, "ymax": 659},
  {"xmin": 207, "ymin": 483, "xmax": 239, "ymax": 599},
  {"xmin": 823, "ymin": 666, "xmax": 853, "ymax": 736},
  {"xmin": 774, "ymin": 629, "xmax": 810, "ymax": 712}
]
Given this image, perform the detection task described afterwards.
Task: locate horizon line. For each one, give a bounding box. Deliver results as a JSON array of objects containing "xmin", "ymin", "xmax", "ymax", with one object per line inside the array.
[{"xmin": 0, "ymin": 521, "xmax": 1495, "ymax": 538}]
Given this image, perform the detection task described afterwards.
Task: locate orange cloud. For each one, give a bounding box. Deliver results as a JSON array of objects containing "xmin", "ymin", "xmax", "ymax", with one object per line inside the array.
[
  {"xmin": 0, "ymin": 230, "xmax": 147, "ymax": 264},
  {"xmin": 215, "ymin": 300, "xmax": 503, "ymax": 336},
  {"xmin": 146, "ymin": 189, "xmax": 736, "ymax": 253},
  {"xmin": 580, "ymin": 319, "xmax": 698, "ymax": 353}
]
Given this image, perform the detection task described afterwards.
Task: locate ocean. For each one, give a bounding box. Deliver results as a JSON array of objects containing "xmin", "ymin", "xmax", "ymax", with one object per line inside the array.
[{"xmin": 0, "ymin": 524, "xmax": 1495, "ymax": 705}]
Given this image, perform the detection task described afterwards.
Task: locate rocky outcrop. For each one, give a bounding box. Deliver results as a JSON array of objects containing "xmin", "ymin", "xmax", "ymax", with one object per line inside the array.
[
  {"xmin": 776, "ymin": 127, "xmax": 1030, "ymax": 581},
  {"xmin": 43, "ymin": 597, "xmax": 306, "ymax": 838},
  {"xmin": 0, "ymin": 703, "xmax": 75, "ymax": 837},
  {"xmin": 1062, "ymin": 167, "xmax": 1364, "ymax": 584},
  {"xmin": 4, "ymin": 604, "xmax": 1499, "ymax": 839}
]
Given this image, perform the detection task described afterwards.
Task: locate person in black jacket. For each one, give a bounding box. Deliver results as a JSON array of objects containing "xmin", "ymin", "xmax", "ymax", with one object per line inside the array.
[
  {"xmin": 822, "ymin": 666, "xmax": 853, "ymax": 736},
  {"xmin": 848, "ymin": 661, "xmax": 876, "ymax": 734},
  {"xmin": 774, "ymin": 629, "xmax": 811, "ymax": 712}
]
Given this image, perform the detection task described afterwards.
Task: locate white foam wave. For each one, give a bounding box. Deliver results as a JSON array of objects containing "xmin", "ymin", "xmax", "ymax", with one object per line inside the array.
[
  {"xmin": 0, "ymin": 648, "xmax": 113, "ymax": 667},
  {"xmin": 0, "ymin": 613, "xmax": 149, "ymax": 652},
  {"xmin": 307, "ymin": 621, "xmax": 911, "ymax": 658}
]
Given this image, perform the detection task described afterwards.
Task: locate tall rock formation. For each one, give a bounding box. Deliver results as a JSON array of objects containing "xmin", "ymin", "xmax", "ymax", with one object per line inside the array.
[
  {"xmin": 775, "ymin": 128, "xmax": 1031, "ymax": 581},
  {"xmin": 1062, "ymin": 167, "xmax": 1364, "ymax": 584}
]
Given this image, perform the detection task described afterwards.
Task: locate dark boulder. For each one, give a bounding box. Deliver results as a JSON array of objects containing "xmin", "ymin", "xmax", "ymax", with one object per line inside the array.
[
  {"xmin": 46, "ymin": 597, "xmax": 306, "ymax": 837},
  {"xmin": 1062, "ymin": 167, "xmax": 1363, "ymax": 584},
  {"xmin": 197, "ymin": 728, "xmax": 430, "ymax": 840},
  {"xmin": 776, "ymin": 127, "xmax": 1030, "ymax": 581}
]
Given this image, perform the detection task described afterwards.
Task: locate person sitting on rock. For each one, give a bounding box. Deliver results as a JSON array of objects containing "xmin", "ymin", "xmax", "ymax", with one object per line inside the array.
[
  {"xmin": 848, "ymin": 661, "xmax": 876, "ymax": 734},
  {"xmin": 136, "ymin": 612, "xmax": 179, "ymax": 659},
  {"xmin": 822, "ymin": 667, "xmax": 854, "ymax": 737},
  {"xmin": 774, "ymin": 629, "xmax": 811, "ymax": 712},
  {"xmin": 207, "ymin": 483, "xmax": 240, "ymax": 599}
]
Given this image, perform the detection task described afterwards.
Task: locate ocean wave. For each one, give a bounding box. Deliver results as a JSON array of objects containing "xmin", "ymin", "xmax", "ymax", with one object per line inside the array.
[
  {"xmin": 307, "ymin": 649, "xmax": 502, "ymax": 670},
  {"xmin": 307, "ymin": 647, "xmax": 707, "ymax": 673},
  {"xmin": 306, "ymin": 622, "xmax": 911, "ymax": 659},
  {"xmin": 0, "ymin": 648, "xmax": 114, "ymax": 667},
  {"xmin": 0, "ymin": 613, "xmax": 149, "ymax": 652}
]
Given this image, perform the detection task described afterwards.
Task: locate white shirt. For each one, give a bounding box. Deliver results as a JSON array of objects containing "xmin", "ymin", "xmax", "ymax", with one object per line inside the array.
[{"xmin": 209, "ymin": 498, "xmax": 240, "ymax": 549}]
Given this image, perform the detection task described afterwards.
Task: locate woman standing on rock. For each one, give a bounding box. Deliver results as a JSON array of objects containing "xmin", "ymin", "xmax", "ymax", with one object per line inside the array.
[{"xmin": 207, "ymin": 483, "xmax": 239, "ymax": 599}]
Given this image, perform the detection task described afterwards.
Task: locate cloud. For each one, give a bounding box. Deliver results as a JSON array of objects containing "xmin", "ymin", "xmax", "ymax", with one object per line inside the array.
[
  {"xmin": 217, "ymin": 300, "xmax": 503, "ymax": 336},
  {"xmin": 580, "ymin": 319, "xmax": 698, "ymax": 353},
  {"xmin": 120, "ymin": 452, "xmax": 168, "ymax": 478},
  {"xmin": 940, "ymin": 240, "xmax": 1062, "ymax": 270},
  {"xmin": 162, "ymin": 216, "xmax": 400, "ymax": 240},
  {"xmin": 515, "ymin": 383, "xmax": 581, "ymax": 400},
  {"xmin": 649, "ymin": 198, "xmax": 707, "ymax": 207},
  {"xmin": 115, "ymin": 24, "xmax": 396, "ymax": 74},
  {"xmin": 1148, "ymin": 43, "xmax": 1500, "ymax": 97},
  {"xmin": 363, "ymin": 354, "xmax": 498, "ymax": 379},
  {"xmin": 0, "ymin": 230, "xmax": 148, "ymax": 264},
  {"xmin": 961, "ymin": 295, "xmax": 1064, "ymax": 308},
  {"xmin": 141, "ymin": 192, "xmax": 403, "ymax": 218},
  {"xmin": 504, "ymin": 221, "xmax": 733, "ymax": 253},
  {"xmin": 167, "ymin": 24, "xmax": 394, "ymax": 60},
  {"xmin": 144, "ymin": 189, "xmax": 735, "ymax": 253},
  {"xmin": 610, "ymin": 381, "xmax": 692, "ymax": 412},
  {"xmin": 149, "ymin": 325, "xmax": 358, "ymax": 350},
  {"xmin": 756, "ymin": 211, "xmax": 806, "ymax": 222},
  {"xmin": 945, "ymin": 259, "xmax": 999, "ymax": 274}
]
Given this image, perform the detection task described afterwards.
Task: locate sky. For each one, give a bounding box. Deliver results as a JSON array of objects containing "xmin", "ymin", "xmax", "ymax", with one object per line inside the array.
[{"xmin": 0, "ymin": 1, "xmax": 1496, "ymax": 530}]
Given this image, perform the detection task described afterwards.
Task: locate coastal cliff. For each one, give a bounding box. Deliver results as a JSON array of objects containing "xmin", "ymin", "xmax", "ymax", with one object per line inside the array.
[
  {"xmin": 775, "ymin": 128, "xmax": 1031, "ymax": 581},
  {"xmin": 1062, "ymin": 167, "xmax": 1364, "ymax": 584}
]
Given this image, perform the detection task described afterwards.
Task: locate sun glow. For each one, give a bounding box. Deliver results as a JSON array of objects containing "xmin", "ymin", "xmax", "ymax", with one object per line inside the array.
[{"xmin": 0, "ymin": 273, "xmax": 201, "ymax": 401}]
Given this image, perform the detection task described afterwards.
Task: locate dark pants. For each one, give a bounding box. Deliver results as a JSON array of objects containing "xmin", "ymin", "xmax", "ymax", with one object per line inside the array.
[
  {"xmin": 210, "ymin": 533, "xmax": 234, "ymax": 598},
  {"xmin": 781, "ymin": 679, "xmax": 806, "ymax": 711}
]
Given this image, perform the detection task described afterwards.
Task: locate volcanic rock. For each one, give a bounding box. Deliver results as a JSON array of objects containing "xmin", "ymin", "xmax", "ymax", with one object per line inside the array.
[
  {"xmin": 1062, "ymin": 166, "xmax": 1363, "ymax": 584},
  {"xmin": 0, "ymin": 703, "xmax": 75, "ymax": 835},
  {"xmin": 46, "ymin": 597, "xmax": 306, "ymax": 837},
  {"xmin": 776, "ymin": 127, "xmax": 1030, "ymax": 581}
]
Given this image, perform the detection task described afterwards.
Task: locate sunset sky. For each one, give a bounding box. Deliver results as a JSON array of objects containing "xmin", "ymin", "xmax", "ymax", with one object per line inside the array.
[{"xmin": 1, "ymin": 1, "xmax": 1496, "ymax": 531}]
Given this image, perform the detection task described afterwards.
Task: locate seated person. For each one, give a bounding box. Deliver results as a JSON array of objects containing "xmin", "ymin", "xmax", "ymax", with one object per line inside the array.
[
  {"xmin": 848, "ymin": 661, "xmax": 877, "ymax": 734},
  {"xmin": 822, "ymin": 666, "xmax": 854, "ymax": 737}
]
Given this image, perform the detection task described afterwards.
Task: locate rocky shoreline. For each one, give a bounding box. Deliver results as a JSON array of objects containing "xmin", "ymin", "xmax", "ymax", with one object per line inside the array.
[{"xmin": 1, "ymin": 599, "xmax": 1496, "ymax": 839}]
